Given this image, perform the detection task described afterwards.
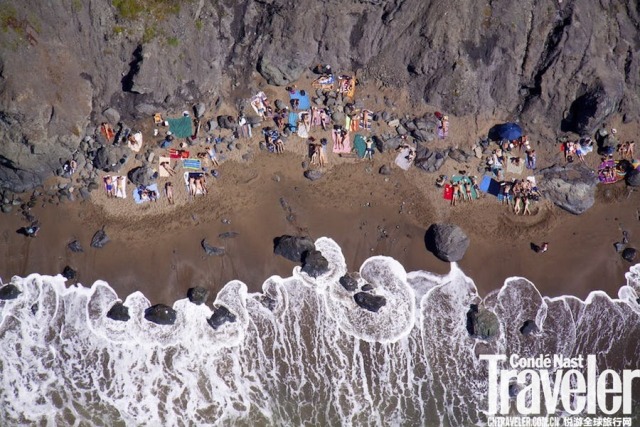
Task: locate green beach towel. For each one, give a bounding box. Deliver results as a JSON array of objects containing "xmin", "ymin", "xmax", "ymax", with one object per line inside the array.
[
  {"xmin": 167, "ymin": 116, "xmax": 193, "ymax": 138},
  {"xmin": 353, "ymin": 134, "xmax": 367, "ymax": 158},
  {"xmin": 451, "ymin": 175, "xmax": 479, "ymax": 199}
]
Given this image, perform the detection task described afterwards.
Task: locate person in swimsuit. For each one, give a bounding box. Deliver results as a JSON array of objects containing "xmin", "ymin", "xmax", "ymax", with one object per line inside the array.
[
  {"xmin": 104, "ymin": 176, "xmax": 115, "ymax": 198},
  {"xmin": 465, "ymin": 182, "xmax": 473, "ymax": 201},
  {"xmin": 116, "ymin": 176, "xmax": 126, "ymax": 198},
  {"xmin": 364, "ymin": 138, "xmax": 375, "ymax": 160},
  {"xmin": 523, "ymin": 196, "xmax": 532, "ymax": 215},
  {"xmin": 451, "ymin": 182, "xmax": 460, "ymax": 206},
  {"xmin": 165, "ymin": 182, "xmax": 174, "ymax": 205}
]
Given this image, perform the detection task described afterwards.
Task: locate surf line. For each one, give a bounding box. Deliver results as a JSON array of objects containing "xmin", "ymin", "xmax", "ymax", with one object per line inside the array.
[{"xmin": 481, "ymin": 354, "xmax": 640, "ymax": 415}]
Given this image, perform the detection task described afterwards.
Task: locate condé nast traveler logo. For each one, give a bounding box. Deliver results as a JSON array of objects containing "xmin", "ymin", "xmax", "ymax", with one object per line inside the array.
[{"xmin": 480, "ymin": 354, "xmax": 639, "ymax": 417}]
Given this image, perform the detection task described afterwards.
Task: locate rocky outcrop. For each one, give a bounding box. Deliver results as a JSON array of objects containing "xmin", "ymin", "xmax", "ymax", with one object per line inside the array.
[
  {"xmin": 622, "ymin": 248, "xmax": 637, "ymax": 263},
  {"xmin": 339, "ymin": 273, "xmax": 359, "ymax": 292},
  {"xmin": 273, "ymin": 235, "xmax": 315, "ymax": 262},
  {"xmin": 201, "ymin": 239, "xmax": 225, "ymax": 256},
  {"xmin": 127, "ymin": 166, "xmax": 156, "ymax": 187},
  {"xmin": 466, "ymin": 304, "xmax": 499, "ymax": 339},
  {"xmin": 62, "ymin": 265, "xmax": 76, "ymax": 280},
  {"xmin": 1, "ymin": 1, "xmax": 640, "ymax": 193},
  {"xmin": 538, "ymin": 164, "xmax": 599, "ymax": 215},
  {"xmin": 91, "ymin": 228, "xmax": 109, "ymax": 248},
  {"xmin": 144, "ymin": 304, "xmax": 177, "ymax": 325},
  {"xmin": 207, "ymin": 305, "xmax": 236, "ymax": 330},
  {"xmin": 354, "ymin": 292, "xmax": 386, "ymax": 313},
  {"xmin": 106, "ymin": 302, "xmax": 130, "ymax": 322},
  {"xmin": 425, "ymin": 223, "xmax": 470, "ymax": 262}
]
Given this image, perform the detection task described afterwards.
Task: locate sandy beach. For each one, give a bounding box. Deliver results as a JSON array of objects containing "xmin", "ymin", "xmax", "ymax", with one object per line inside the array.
[{"xmin": 1, "ymin": 76, "xmax": 639, "ymax": 306}]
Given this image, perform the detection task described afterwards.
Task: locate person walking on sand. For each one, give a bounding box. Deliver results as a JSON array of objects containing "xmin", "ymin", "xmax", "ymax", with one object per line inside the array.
[{"xmin": 165, "ymin": 182, "xmax": 174, "ymax": 205}]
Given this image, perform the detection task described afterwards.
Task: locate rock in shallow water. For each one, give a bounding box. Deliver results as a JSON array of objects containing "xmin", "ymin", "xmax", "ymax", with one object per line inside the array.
[
  {"xmin": 273, "ymin": 235, "xmax": 315, "ymax": 262},
  {"xmin": 67, "ymin": 240, "xmax": 83, "ymax": 253},
  {"xmin": 201, "ymin": 239, "xmax": 225, "ymax": 256},
  {"xmin": 144, "ymin": 304, "xmax": 177, "ymax": 325},
  {"xmin": 466, "ymin": 304, "xmax": 499, "ymax": 339},
  {"xmin": 354, "ymin": 292, "xmax": 387, "ymax": 312},
  {"xmin": 187, "ymin": 286, "xmax": 209, "ymax": 305},
  {"xmin": 622, "ymin": 247, "xmax": 637, "ymax": 262},
  {"xmin": 107, "ymin": 302, "xmax": 130, "ymax": 322},
  {"xmin": 301, "ymin": 249, "xmax": 329, "ymax": 278},
  {"xmin": 62, "ymin": 266, "xmax": 76, "ymax": 280},
  {"xmin": 207, "ymin": 305, "xmax": 236, "ymax": 330},
  {"xmin": 0, "ymin": 284, "xmax": 21, "ymax": 300},
  {"xmin": 339, "ymin": 273, "xmax": 358, "ymax": 292}
]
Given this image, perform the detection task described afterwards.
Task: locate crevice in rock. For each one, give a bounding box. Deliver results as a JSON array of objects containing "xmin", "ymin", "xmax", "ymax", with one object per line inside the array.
[
  {"xmin": 624, "ymin": 47, "xmax": 633, "ymax": 82},
  {"xmin": 121, "ymin": 45, "xmax": 143, "ymax": 93}
]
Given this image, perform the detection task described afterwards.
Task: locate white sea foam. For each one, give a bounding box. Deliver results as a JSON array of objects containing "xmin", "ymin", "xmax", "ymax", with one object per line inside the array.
[{"xmin": 0, "ymin": 237, "xmax": 639, "ymax": 425}]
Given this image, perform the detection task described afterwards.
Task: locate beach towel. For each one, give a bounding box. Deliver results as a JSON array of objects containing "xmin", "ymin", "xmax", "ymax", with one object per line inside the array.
[
  {"xmin": 597, "ymin": 159, "xmax": 626, "ymax": 184},
  {"xmin": 169, "ymin": 148, "xmax": 190, "ymax": 159},
  {"xmin": 100, "ymin": 123, "xmax": 115, "ymax": 142},
  {"xmin": 312, "ymin": 74, "xmax": 335, "ymax": 89},
  {"xmin": 114, "ymin": 176, "xmax": 127, "ymax": 199},
  {"xmin": 311, "ymin": 108, "xmax": 322, "ymax": 127},
  {"xmin": 183, "ymin": 158, "xmax": 201, "ymax": 170},
  {"xmin": 443, "ymin": 184, "xmax": 453, "ymax": 200},
  {"xmin": 167, "ymin": 116, "xmax": 193, "ymax": 138},
  {"xmin": 479, "ymin": 175, "xmax": 502, "ymax": 197},
  {"xmin": 288, "ymin": 111, "xmax": 298, "ymax": 132},
  {"xmin": 360, "ymin": 110, "xmax": 373, "ymax": 131},
  {"xmin": 451, "ymin": 175, "xmax": 479, "ymax": 199},
  {"xmin": 353, "ymin": 134, "xmax": 368, "ymax": 158},
  {"xmin": 237, "ymin": 123, "xmax": 252, "ymax": 139},
  {"xmin": 395, "ymin": 148, "xmax": 413, "ymax": 170},
  {"xmin": 184, "ymin": 172, "xmax": 205, "ymax": 196},
  {"xmin": 437, "ymin": 122, "xmax": 449, "ymax": 139},
  {"xmin": 338, "ymin": 76, "xmax": 356, "ymax": 98},
  {"xmin": 506, "ymin": 158, "xmax": 524, "ymax": 175},
  {"xmin": 526, "ymin": 176, "xmax": 537, "ymax": 188},
  {"xmin": 289, "ymin": 90, "xmax": 311, "ymax": 111},
  {"xmin": 158, "ymin": 157, "xmax": 172, "ymax": 177},
  {"xmin": 128, "ymin": 132, "xmax": 143, "ymax": 152},
  {"xmin": 250, "ymin": 92, "xmax": 268, "ymax": 117},
  {"xmin": 132, "ymin": 183, "xmax": 159, "ymax": 204},
  {"xmin": 297, "ymin": 112, "xmax": 310, "ymax": 138},
  {"xmin": 331, "ymin": 129, "xmax": 352, "ymax": 154}
]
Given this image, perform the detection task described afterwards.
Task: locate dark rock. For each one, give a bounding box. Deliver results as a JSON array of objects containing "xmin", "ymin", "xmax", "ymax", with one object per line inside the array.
[
  {"xmin": 187, "ymin": 286, "xmax": 209, "ymax": 305},
  {"xmin": 274, "ymin": 99, "xmax": 286, "ymax": 110},
  {"xmin": 261, "ymin": 296, "xmax": 277, "ymax": 311},
  {"xmin": 424, "ymin": 223, "xmax": 470, "ymax": 262},
  {"xmin": 0, "ymin": 284, "xmax": 21, "ymax": 300},
  {"xmin": 206, "ymin": 119, "xmax": 217, "ymax": 132},
  {"xmin": 90, "ymin": 228, "xmax": 109, "ymax": 248},
  {"xmin": 538, "ymin": 164, "xmax": 599, "ymax": 215},
  {"xmin": 217, "ymin": 115, "xmax": 237, "ymax": 130},
  {"xmin": 519, "ymin": 320, "xmax": 539, "ymax": 336},
  {"xmin": 339, "ymin": 273, "xmax": 358, "ymax": 292},
  {"xmin": 201, "ymin": 239, "xmax": 225, "ymax": 256},
  {"xmin": 304, "ymin": 170, "xmax": 323, "ymax": 181},
  {"xmin": 379, "ymin": 164, "xmax": 391, "ymax": 175},
  {"xmin": 93, "ymin": 147, "xmax": 111, "ymax": 171},
  {"xmin": 273, "ymin": 235, "xmax": 315, "ymax": 262},
  {"xmin": 614, "ymin": 242, "xmax": 626, "ymax": 252},
  {"xmin": 626, "ymin": 169, "xmax": 640, "ymax": 187},
  {"xmin": 361, "ymin": 283, "xmax": 374, "ymax": 291},
  {"xmin": 144, "ymin": 304, "xmax": 177, "ymax": 325},
  {"xmin": 561, "ymin": 81, "xmax": 623, "ymax": 135},
  {"xmin": 106, "ymin": 302, "xmax": 130, "ymax": 322},
  {"xmin": 331, "ymin": 111, "xmax": 345, "ymax": 123},
  {"xmin": 218, "ymin": 231, "xmax": 240, "ymax": 239},
  {"xmin": 207, "ymin": 305, "xmax": 237, "ymax": 330},
  {"xmin": 62, "ymin": 266, "xmax": 76, "ymax": 280},
  {"xmin": 194, "ymin": 102, "xmax": 206, "ymax": 118},
  {"xmin": 354, "ymin": 292, "xmax": 387, "ymax": 312},
  {"xmin": 102, "ymin": 107, "xmax": 120, "ymax": 124},
  {"xmin": 245, "ymin": 116, "xmax": 262, "ymax": 126},
  {"xmin": 301, "ymin": 249, "xmax": 329, "ymax": 278},
  {"xmin": 1, "ymin": 204, "xmax": 13, "ymax": 213},
  {"xmin": 31, "ymin": 303, "xmax": 38, "ymax": 315},
  {"xmin": 128, "ymin": 166, "xmax": 156, "ymax": 187},
  {"xmin": 622, "ymin": 248, "xmax": 637, "ymax": 262},
  {"xmin": 68, "ymin": 240, "xmax": 83, "ymax": 253},
  {"xmin": 466, "ymin": 304, "xmax": 499, "ymax": 339}
]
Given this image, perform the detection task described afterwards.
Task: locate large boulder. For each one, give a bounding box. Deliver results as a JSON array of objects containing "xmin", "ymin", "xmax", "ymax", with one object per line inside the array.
[
  {"xmin": 187, "ymin": 286, "xmax": 209, "ymax": 305},
  {"xmin": 144, "ymin": 304, "xmax": 177, "ymax": 325},
  {"xmin": 90, "ymin": 228, "xmax": 109, "ymax": 248},
  {"xmin": 207, "ymin": 305, "xmax": 236, "ymax": 330},
  {"xmin": 622, "ymin": 248, "xmax": 637, "ymax": 262},
  {"xmin": 424, "ymin": 223, "xmax": 470, "ymax": 262},
  {"xmin": 106, "ymin": 302, "xmax": 130, "ymax": 322},
  {"xmin": 538, "ymin": 164, "xmax": 599, "ymax": 215},
  {"xmin": 466, "ymin": 304, "xmax": 499, "ymax": 339},
  {"xmin": 0, "ymin": 284, "xmax": 21, "ymax": 300},
  {"xmin": 304, "ymin": 170, "xmax": 323, "ymax": 181},
  {"xmin": 561, "ymin": 80, "xmax": 624, "ymax": 135},
  {"xmin": 301, "ymin": 249, "xmax": 329, "ymax": 278},
  {"xmin": 339, "ymin": 273, "xmax": 359, "ymax": 292},
  {"xmin": 626, "ymin": 169, "xmax": 640, "ymax": 187},
  {"xmin": 273, "ymin": 235, "xmax": 315, "ymax": 262},
  {"xmin": 354, "ymin": 292, "xmax": 387, "ymax": 312},
  {"xmin": 128, "ymin": 166, "xmax": 157, "ymax": 187}
]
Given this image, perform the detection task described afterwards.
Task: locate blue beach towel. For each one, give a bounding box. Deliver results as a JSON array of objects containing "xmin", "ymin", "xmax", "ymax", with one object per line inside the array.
[
  {"xmin": 183, "ymin": 159, "xmax": 201, "ymax": 170},
  {"xmin": 479, "ymin": 176, "xmax": 502, "ymax": 197},
  {"xmin": 132, "ymin": 183, "xmax": 159, "ymax": 204},
  {"xmin": 288, "ymin": 112, "xmax": 299, "ymax": 131},
  {"xmin": 289, "ymin": 90, "xmax": 311, "ymax": 110}
]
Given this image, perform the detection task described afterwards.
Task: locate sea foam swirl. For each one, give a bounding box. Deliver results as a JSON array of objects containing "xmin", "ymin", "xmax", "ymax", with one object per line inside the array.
[{"xmin": 0, "ymin": 237, "xmax": 639, "ymax": 425}]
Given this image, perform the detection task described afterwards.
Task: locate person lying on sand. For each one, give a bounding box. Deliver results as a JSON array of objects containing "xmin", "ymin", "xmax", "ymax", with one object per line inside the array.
[
  {"xmin": 104, "ymin": 176, "xmax": 116, "ymax": 198},
  {"xmin": 165, "ymin": 182, "xmax": 174, "ymax": 205},
  {"xmin": 451, "ymin": 182, "xmax": 460, "ymax": 206},
  {"xmin": 189, "ymin": 177, "xmax": 197, "ymax": 196},
  {"xmin": 161, "ymin": 161, "xmax": 176, "ymax": 176},
  {"xmin": 319, "ymin": 138, "xmax": 328, "ymax": 167},
  {"xmin": 465, "ymin": 182, "xmax": 473, "ymax": 201},
  {"xmin": 275, "ymin": 138, "xmax": 284, "ymax": 154},
  {"xmin": 116, "ymin": 176, "xmax": 126, "ymax": 198}
]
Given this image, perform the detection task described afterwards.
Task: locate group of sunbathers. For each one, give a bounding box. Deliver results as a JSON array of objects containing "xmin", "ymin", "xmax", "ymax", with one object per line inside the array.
[
  {"xmin": 500, "ymin": 179, "xmax": 539, "ymax": 215},
  {"xmin": 308, "ymin": 137, "xmax": 328, "ymax": 167},
  {"xmin": 617, "ymin": 140, "xmax": 635, "ymax": 159},
  {"xmin": 188, "ymin": 174, "xmax": 208, "ymax": 196},
  {"xmin": 449, "ymin": 173, "xmax": 480, "ymax": 206},
  {"xmin": 137, "ymin": 186, "xmax": 158, "ymax": 202},
  {"xmin": 563, "ymin": 137, "xmax": 594, "ymax": 163},
  {"xmin": 104, "ymin": 176, "xmax": 126, "ymax": 198}
]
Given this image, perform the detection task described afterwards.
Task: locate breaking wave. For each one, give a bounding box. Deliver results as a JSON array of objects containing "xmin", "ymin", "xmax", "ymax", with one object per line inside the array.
[{"xmin": 0, "ymin": 237, "xmax": 639, "ymax": 425}]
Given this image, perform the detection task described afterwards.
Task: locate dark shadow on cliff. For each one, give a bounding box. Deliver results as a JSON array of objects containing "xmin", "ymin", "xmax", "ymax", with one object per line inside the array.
[{"xmin": 121, "ymin": 45, "xmax": 143, "ymax": 93}]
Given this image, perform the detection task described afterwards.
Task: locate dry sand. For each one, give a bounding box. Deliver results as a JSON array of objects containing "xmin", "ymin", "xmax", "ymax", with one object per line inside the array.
[{"xmin": 1, "ymin": 74, "xmax": 639, "ymax": 305}]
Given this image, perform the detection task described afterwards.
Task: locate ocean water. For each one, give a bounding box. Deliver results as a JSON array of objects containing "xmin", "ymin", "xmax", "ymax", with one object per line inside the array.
[{"xmin": 1, "ymin": 237, "xmax": 639, "ymax": 426}]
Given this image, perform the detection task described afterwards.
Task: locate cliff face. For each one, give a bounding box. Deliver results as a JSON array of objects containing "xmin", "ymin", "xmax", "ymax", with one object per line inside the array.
[{"xmin": 0, "ymin": 0, "xmax": 638, "ymax": 192}]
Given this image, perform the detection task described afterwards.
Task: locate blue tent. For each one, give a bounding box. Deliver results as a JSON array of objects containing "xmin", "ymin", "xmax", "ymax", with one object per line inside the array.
[{"xmin": 490, "ymin": 123, "xmax": 523, "ymax": 141}]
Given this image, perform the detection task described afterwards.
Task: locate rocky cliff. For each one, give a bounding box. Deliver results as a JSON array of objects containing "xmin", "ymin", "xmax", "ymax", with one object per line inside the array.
[{"xmin": 0, "ymin": 0, "xmax": 638, "ymax": 193}]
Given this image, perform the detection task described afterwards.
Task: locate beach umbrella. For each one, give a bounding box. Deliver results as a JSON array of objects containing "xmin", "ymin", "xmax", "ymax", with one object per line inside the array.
[{"xmin": 489, "ymin": 122, "xmax": 523, "ymax": 141}]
